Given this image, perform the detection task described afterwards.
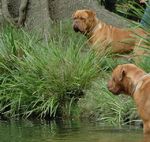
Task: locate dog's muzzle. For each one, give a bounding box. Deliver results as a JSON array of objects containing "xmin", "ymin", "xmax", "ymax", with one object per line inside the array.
[
  {"xmin": 107, "ymin": 81, "xmax": 120, "ymax": 95},
  {"xmin": 73, "ymin": 24, "xmax": 80, "ymax": 32}
]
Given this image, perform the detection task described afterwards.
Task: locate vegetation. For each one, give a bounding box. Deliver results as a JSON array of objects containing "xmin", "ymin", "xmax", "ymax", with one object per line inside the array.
[
  {"xmin": 99, "ymin": 0, "xmax": 146, "ymax": 22},
  {"xmin": 79, "ymin": 79, "xmax": 138, "ymax": 126},
  {"xmin": 0, "ymin": 22, "xmax": 108, "ymax": 119}
]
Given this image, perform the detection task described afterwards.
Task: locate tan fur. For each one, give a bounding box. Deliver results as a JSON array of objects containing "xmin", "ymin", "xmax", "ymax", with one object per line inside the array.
[
  {"xmin": 108, "ymin": 64, "xmax": 150, "ymax": 134},
  {"xmin": 72, "ymin": 9, "xmax": 146, "ymax": 54},
  {"xmin": 143, "ymin": 135, "xmax": 150, "ymax": 142}
]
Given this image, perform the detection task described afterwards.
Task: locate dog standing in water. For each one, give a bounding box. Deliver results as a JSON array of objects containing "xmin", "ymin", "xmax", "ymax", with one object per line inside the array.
[{"xmin": 108, "ymin": 64, "xmax": 150, "ymax": 134}]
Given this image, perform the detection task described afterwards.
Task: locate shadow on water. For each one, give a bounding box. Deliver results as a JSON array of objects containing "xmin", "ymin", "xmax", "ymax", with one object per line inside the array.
[{"xmin": 0, "ymin": 119, "xmax": 149, "ymax": 142}]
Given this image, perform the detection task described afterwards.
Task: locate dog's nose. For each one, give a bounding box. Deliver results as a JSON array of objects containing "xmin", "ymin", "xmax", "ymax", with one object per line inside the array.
[
  {"xmin": 73, "ymin": 24, "xmax": 79, "ymax": 32},
  {"xmin": 107, "ymin": 81, "xmax": 112, "ymax": 90}
]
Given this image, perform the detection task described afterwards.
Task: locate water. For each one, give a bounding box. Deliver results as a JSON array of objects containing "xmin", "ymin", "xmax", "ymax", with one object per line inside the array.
[{"xmin": 0, "ymin": 119, "xmax": 148, "ymax": 142}]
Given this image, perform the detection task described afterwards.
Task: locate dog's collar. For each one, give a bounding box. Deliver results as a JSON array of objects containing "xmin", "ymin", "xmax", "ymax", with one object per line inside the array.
[{"xmin": 131, "ymin": 74, "xmax": 150, "ymax": 96}]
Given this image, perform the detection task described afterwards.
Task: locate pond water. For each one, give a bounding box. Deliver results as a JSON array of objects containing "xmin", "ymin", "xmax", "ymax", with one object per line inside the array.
[{"xmin": 0, "ymin": 119, "xmax": 149, "ymax": 142}]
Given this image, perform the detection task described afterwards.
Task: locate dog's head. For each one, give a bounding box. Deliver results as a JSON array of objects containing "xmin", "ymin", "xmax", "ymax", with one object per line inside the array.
[
  {"xmin": 107, "ymin": 64, "xmax": 144, "ymax": 95},
  {"xmin": 72, "ymin": 9, "xmax": 97, "ymax": 34},
  {"xmin": 107, "ymin": 65, "xmax": 126, "ymax": 95}
]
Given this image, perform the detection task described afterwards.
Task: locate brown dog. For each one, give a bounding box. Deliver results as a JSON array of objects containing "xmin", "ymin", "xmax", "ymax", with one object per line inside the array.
[
  {"xmin": 72, "ymin": 9, "xmax": 146, "ymax": 54},
  {"xmin": 107, "ymin": 64, "xmax": 150, "ymax": 134}
]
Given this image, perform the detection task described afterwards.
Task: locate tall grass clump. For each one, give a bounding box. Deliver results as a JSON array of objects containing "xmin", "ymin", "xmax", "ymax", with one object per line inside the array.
[
  {"xmin": 0, "ymin": 23, "xmax": 107, "ymax": 119},
  {"xmin": 130, "ymin": 3, "xmax": 150, "ymax": 72},
  {"xmin": 79, "ymin": 79, "xmax": 139, "ymax": 126},
  {"xmin": 136, "ymin": 35, "xmax": 150, "ymax": 72}
]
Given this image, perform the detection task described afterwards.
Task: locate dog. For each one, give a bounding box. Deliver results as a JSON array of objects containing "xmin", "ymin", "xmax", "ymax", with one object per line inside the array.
[
  {"xmin": 72, "ymin": 9, "xmax": 146, "ymax": 54},
  {"xmin": 107, "ymin": 64, "xmax": 150, "ymax": 134}
]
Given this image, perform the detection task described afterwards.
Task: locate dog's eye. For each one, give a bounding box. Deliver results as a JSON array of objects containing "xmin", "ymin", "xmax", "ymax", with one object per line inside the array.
[
  {"xmin": 80, "ymin": 17, "xmax": 85, "ymax": 20},
  {"xmin": 112, "ymin": 78, "xmax": 115, "ymax": 82}
]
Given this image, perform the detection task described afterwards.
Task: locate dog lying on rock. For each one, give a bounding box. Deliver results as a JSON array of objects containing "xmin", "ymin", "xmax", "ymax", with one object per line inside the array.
[{"xmin": 72, "ymin": 9, "xmax": 146, "ymax": 55}]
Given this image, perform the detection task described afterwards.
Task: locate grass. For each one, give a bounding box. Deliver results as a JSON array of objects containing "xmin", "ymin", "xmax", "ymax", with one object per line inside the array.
[
  {"xmin": 79, "ymin": 78, "xmax": 139, "ymax": 126},
  {"xmin": 0, "ymin": 23, "xmax": 107, "ymax": 119}
]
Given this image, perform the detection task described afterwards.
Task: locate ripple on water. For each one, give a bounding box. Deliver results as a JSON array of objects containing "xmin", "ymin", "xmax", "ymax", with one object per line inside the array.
[{"xmin": 0, "ymin": 119, "xmax": 144, "ymax": 142}]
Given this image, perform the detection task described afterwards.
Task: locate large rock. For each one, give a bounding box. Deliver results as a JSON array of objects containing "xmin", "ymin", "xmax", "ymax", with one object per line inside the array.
[
  {"xmin": 0, "ymin": 0, "xmax": 130, "ymax": 33},
  {"xmin": 49, "ymin": 0, "xmax": 129, "ymax": 28}
]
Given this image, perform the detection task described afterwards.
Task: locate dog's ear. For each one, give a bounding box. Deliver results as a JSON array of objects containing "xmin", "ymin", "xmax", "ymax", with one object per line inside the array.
[
  {"xmin": 118, "ymin": 66, "xmax": 126, "ymax": 81},
  {"xmin": 85, "ymin": 10, "xmax": 96, "ymax": 17}
]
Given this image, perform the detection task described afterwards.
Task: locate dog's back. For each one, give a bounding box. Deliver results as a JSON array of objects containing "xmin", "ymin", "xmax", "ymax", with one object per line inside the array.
[{"xmin": 89, "ymin": 21, "xmax": 136, "ymax": 53}]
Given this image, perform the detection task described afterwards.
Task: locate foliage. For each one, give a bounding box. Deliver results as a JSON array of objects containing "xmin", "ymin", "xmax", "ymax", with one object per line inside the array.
[
  {"xmin": 135, "ymin": 13, "xmax": 150, "ymax": 70},
  {"xmin": 0, "ymin": 23, "xmax": 106, "ymax": 119},
  {"xmin": 117, "ymin": 1, "xmax": 145, "ymax": 19},
  {"xmin": 79, "ymin": 78, "xmax": 140, "ymax": 126}
]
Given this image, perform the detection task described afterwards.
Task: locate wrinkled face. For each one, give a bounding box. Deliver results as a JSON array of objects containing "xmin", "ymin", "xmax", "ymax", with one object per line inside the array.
[
  {"xmin": 107, "ymin": 65, "xmax": 125, "ymax": 95},
  {"xmin": 72, "ymin": 9, "xmax": 96, "ymax": 34}
]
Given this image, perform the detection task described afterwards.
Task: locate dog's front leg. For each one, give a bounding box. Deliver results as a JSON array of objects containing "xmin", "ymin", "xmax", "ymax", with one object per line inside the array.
[{"xmin": 143, "ymin": 121, "xmax": 150, "ymax": 134}]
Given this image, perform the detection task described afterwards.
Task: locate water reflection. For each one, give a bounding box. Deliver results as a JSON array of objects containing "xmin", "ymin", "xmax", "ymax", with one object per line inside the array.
[{"xmin": 0, "ymin": 119, "xmax": 148, "ymax": 142}]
